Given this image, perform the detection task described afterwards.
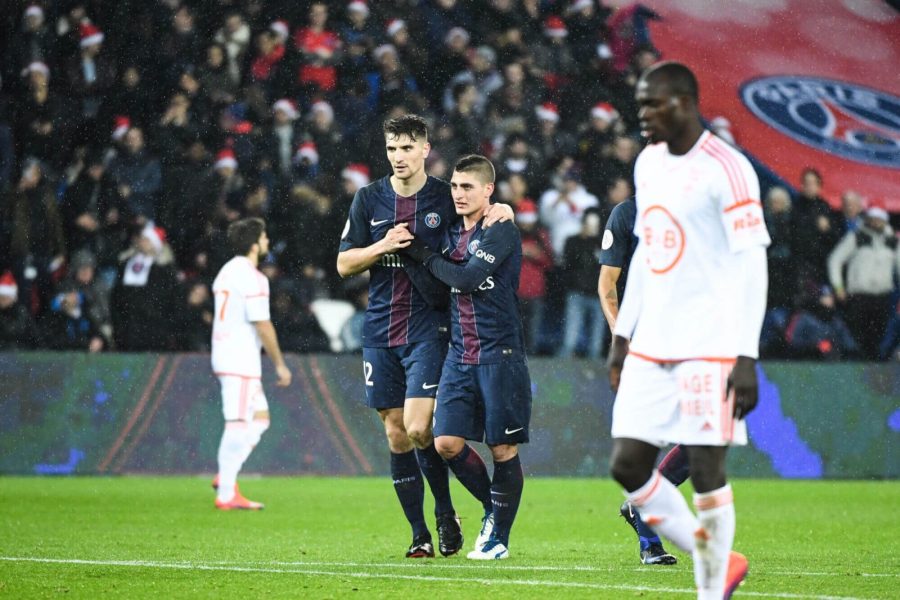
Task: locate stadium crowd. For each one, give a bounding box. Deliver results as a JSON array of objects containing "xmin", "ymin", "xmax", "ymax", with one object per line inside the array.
[{"xmin": 0, "ymin": 0, "xmax": 898, "ymax": 360}]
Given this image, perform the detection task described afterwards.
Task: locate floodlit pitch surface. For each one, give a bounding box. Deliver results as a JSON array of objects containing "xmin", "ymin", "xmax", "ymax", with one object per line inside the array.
[{"xmin": 0, "ymin": 477, "xmax": 896, "ymax": 598}]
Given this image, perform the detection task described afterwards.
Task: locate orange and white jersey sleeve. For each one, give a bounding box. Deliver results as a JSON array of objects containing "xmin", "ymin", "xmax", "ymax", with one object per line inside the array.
[
  {"xmin": 211, "ymin": 256, "xmax": 270, "ymax": 378},
  {"xmin": 626, "ymin": 131, "xmax": 770, "ymax": 362}
]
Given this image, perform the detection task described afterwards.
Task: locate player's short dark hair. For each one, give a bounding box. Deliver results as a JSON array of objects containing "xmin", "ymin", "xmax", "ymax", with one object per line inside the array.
[
  {"xmin": 383, "ymin": 114, "xmax": 429, "ymax": 142},
  {"xmin": 642, "ymin": 61, "xmax": 699, "ymax": 101},
  {"xmin": 227, "ymin": 217, "xmax": 266, "ymax": 255},
  {"xmin": 454, "ymin": 154, "xmax": 496, "ymax": 183}
]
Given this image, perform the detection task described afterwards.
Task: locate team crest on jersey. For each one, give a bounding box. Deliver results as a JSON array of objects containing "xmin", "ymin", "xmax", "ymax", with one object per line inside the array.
[
  {"xmin": 424, "ymin": 212, "xmax": 441, "ymax": 228},
  {"xmin": 741, "ymin": 76, "xmax": 900, "ymax": 168},
  {"xmin": 467, "ymin": 239, "xmax": 481, "ymax": 254}
]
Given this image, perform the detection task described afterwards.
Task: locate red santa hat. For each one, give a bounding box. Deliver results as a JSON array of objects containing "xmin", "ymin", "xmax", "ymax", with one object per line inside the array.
[
  {"xmin": 309, "ymin": 100, "xmax": 334, "ymax": 122},
  {"xmin": 111, "ymin": 115, "xmax": 131, "ymax": 141},
  {"xmin": 21, "ymin": 61, "xmax": 50, "ymax": 79},
  {"xmin": 24, "ymin": 5, "xmax": 44, "ymax": 19},
  {"xmin": 535, "ymin": 101, "xmax": 560, "ymax": 123},
  {"xmin": 515, "ymin": 199, "xmax": 539, "ymax": 225},
  {"xmin": 386, "ymin": 18, "xmax": 406, "ymax": 38},
  {"xmin": 543, "ymin": 16, "xmax": 568, "ymax": 38},
  {"xmin": 294, "ymin": 141, "xmax": 319, "ymax": 165},
  {"xmin": 347, "ymin": 0, "xmax": 369, "ymax": 17},
  {"xmin": 273, "ymin": 98, "xmax": 299, "ymax": 120},
  {"xmin": 866, "ymin": 202, "xmax": 889, "ymax": 222},
  {"xmin": 141, "ymin": 222, "xmax": 166, "ymax": 252},
  {"xmin": 79, "ymin": 22, "xmax": 104, "ymax": 48},
  {"xmin": 0, "ymin": 271, "xmax": 18, "ymax": 299},
  {"xmin": 269, "ymin": 19, "xmax": 289, "ymax": 42},
  {"xmin": 590, "ymin": 102, "xmax": 619, "ymax": 122},
  {"xmin": 341, "ymin": 163, "xmax": 371, "ymax": 189},
  {"xmin": 214, "ymin": 148, "xmax": 238, "ymax": 170}
]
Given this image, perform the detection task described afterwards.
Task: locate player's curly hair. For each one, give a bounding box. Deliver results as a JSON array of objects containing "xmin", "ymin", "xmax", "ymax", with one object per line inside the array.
[
  {"xmin": 227, "ymin": 217, "xmax": 266, "ymax": 256},
  {"xmin": 383, "ymin": 114, "xmax": 429, "ymax": 142}
]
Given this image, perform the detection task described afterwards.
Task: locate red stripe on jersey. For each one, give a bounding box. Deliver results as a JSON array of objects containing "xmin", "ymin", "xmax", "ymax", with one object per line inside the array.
[
  {"xmin": 456, "ymin": 293, "xmax": 482, "ymax": 364},
  {"xmin": 702, "ymin": 137, "xmax": 749, "ymax": 202},
  {"xmin": 723, "ymin": 199, "xmax": 762, "ymax": 213},
  {"xmin": 387, "ymin": 192, "xmax": 418, "ymax": 346}
]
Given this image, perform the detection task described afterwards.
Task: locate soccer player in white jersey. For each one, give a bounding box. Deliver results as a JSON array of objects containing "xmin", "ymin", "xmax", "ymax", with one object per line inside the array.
[
  {"xmin": 211, "ymin": 218, "xmax": 292, "ymax": 510},
  {"xmin": 607, "ymin": 62, "xmax": 770, "ymax": 599}
]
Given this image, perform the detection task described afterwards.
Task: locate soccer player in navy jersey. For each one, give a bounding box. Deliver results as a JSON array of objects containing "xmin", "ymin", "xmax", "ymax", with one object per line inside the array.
[
  {"xmin": 401, "ymin": 155, "xmax": 532, "ymax": 561},
  {"xmin": 336, "ymin": 115, "xmax": 512, "ymax": 558},
  {"xmin": 599, "ymin": 198, "xmax": 689, "ymax": 565}
]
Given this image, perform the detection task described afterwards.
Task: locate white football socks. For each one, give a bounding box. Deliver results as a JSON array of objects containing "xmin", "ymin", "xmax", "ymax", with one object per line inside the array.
[
  {"xmin": 216, "ymin": 422, "xmax": 248, "ymax": 503},
  {"xmin": 693, "ymin": 484, "xmax": 736, "ymax": 600},
  {"xmin": 627, "ymin": 470, "xmax": 699, "ymax": 553}
]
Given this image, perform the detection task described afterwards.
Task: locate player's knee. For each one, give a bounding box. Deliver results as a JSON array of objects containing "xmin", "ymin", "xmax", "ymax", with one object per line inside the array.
[
  {"xmin": 489, "ymin": 444, "xmax": 517, "ymax": 462},
  {"xmin": 405, "ymin": 425, "xmax": 432, "ymax": 449},
  {"xmin": 384, "ymin": 424, "xmax": 412, "ymax": 452},
  {"xmin": 434, "ymin": 436, "xmax": 464, "ymax": 459},
  {"xmin": 609, "ymin": 452, "xmax": 648, "ymax": 491}
]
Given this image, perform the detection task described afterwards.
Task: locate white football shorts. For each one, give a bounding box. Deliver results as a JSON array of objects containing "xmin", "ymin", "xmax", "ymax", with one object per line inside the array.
[
  {"xmin": 611, "ymin": 354, "xmax": 747, "ymax": 447},
  {"xmin": 219, "ymin": 375, "xmax": 269, "ymax": 421}
]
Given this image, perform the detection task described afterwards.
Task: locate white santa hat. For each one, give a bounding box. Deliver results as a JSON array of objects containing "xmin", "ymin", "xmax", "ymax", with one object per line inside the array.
[
  {"xmin": 543, "ymin": 16, "xmax": 567, "ymax": 38},
  {"xmin": 347, "ymin": 0, "xmax": 369, "ymax": 17},
  {"xmin": 309, "ymin": 100, "xmax": 334, "ymax": 122},
  {"xmin": 273, "ymin": 98, "xmax": 299, "ymax": 120},
  {"xmin": 569, "ymin": 0, "xmax": 594, "ymax": 12},
  {"xmin": 21, "ymin": 61, "xmax": 50, "ymax": 79},
  {"xmin": 24, "ymin": 5, "xmax": 44, "ymax": 19},
  {"xmin": 269, "ymin": 20, "xmax": 289, "ymax": 42},
  {"xmin": 141, "ymin": 222, "xmax": 166, "ymax": 252},
  {"xmin": 294, "ymin": 141, "xmax": 319, "ymax": 165},
  {"xmin": 867, "ymin": 206, "xmax": 889, "ymax": 222},
  {"xmin": 214, "ymin": 148, "xmax": 238, "ymax": 170},
  {"xmin": 590, "ymin": 102, "xmax": 618, "ymax": 122},
  {"xmin": 0, "ymin": 271, "xmax": 18, "ymax": 299},
  {"xmin": 112, "ymin": 115, "xmax": 131, "ymax": 141},
  {"xmin": 535, "ymin": 101, "xmax": 560, "ymax": 123},
  {"xmin": 373, "ymin": 44, "xmax": 397, "ymax": 61},
  {"xmin": 444, "ymin": 27, "xmax": 470, "ymax": 46},
  {"xmin": 386, "ymin": 18, "xmax": 406, "ymax": 38},
  {"xmin": 79, "ymin": 22, "xmax": 104, "ymax": 48},
  {"xmin": 342, "ymin": 163, "xmax": 371, "ymax": 189}
]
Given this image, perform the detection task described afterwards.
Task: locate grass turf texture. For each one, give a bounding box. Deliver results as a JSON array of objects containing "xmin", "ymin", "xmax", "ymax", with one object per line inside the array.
[{"xmin": 0, "ymin": 477, "xmax": 897, "ymax": 599}]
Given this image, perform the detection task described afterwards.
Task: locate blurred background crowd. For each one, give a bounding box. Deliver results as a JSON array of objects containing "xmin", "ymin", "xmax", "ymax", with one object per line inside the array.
[{"xmin": 1, "ymin": 0, "xmax": 898, "ymax": 360}]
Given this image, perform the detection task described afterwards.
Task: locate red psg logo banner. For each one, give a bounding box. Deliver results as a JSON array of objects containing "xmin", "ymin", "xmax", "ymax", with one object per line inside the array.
[{"xmin": 634, "ymin": 0, "xmax": 900, "ymax": 210}]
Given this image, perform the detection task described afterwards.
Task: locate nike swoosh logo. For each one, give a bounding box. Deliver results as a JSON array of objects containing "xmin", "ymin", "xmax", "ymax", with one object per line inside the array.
[
  {"xmin": 371, "ymin": 219, "xmax": 389, "ymax": 226},
  {"xmin": 422, "ymin": 383, "xmax": 439, "ymax": 390},
  {"xmin": 504, "ymin": 427, "xmax": 524, "ymax": 435}
]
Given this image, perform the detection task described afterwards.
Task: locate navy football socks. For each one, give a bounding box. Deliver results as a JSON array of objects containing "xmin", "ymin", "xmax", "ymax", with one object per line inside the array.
[
  {"xmin": 446, "ymin": 444, "xmax": 492, "ymax": 512},
  {"xmin": 490, "ymin": 454, "xmax": 524, "ymax": 546},
  {"xmin": 391, "ymin": 450, "xmax": 429, "ymax": 539},
  {"xmin": 658, "ymin": 444, "xmax": 690, "ymax": 487},
  {"xmin": 415, "ymin": 443, "xmax": 455, "ymax": 516}
]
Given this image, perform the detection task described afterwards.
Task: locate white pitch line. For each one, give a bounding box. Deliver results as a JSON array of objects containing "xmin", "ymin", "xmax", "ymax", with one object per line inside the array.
[
  {"xmin": 262, "ymin": 560, "xmax": 898, "ymax": 579},
  {"xmin": 0, "ymin": 556, "xmax": 874, "ymax": 600}
]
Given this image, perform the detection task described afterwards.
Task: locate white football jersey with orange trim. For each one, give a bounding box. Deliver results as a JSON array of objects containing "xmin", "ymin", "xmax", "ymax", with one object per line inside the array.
[
  {"xmin": 628, "ymin": 131, "xmax": 771, "ymax": 361},
  {"xmin": 211, "ymin": 256, "xmax": 271, "ymax": 377}
]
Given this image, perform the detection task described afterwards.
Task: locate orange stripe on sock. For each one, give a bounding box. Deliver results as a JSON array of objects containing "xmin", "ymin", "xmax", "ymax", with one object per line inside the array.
[
  {"xmin": 694, "ymin": 488, "xmax": 734, "ymax": 511},
  {"xmin": 631, "ymin": 471, "xmax": 662, "ymax": 507}
]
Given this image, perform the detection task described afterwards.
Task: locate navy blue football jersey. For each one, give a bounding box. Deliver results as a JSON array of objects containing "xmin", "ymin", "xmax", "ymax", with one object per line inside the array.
[
  {"xmin": 339, "ymin": 176, "xmax": 453, "ymax": 347},
  {"xmin": 598, "ymin": 199, "xmax": 637, "ymax": 299},
  {"xmin": 423, "ymin": 219, "xmax": 525, "ymax": 365}
]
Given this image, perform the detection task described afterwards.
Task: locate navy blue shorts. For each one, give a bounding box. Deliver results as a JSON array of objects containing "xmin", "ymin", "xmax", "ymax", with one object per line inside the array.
[
  {"xmin": 433, "ymin": 359, "xmax": 532, "ymax": 446},
  {"xmin": 362, "ymin": 340, "xmax": 448, "ymax": 410}
]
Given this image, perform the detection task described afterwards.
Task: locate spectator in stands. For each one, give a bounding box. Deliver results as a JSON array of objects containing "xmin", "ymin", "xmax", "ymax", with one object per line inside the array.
[
  {"xmin": 793, "ymin": 167, "xmax": 839, "ymax": 287},
  {"xmin": 598, "ymin": 176, "xmax": 632, "ymax": 225},
  {"xmin": 111, "ymin": 223, "xmax": 179, "ymax": 351},
  {"xmin": 64, "ymin": 23, "xmax": 117, "ymax": 122},
  {"xmin": 761, "ymin": 186, "xmax": 797, "ymax": 356},
  {"xmin": 14, "ymin": 62, "xmax": 65, "ymax": 169},
  {"xmin": 530, "ymin": 101, "xmax": 577, "ymax": 166},
  {"xmin": 293, "ymin": 2, "xmax": 342, "ymax": 97},
  {"xmin": 64, "ymin": 249, "xmax": 113, "ymax": 346},
  {"xmin": 495, "ymin": 132, "xmax": 542, "ymax": 192},
  {"xmin": 0, "ymin": 272, "xmax": 38, "ymax": 350},
  {"xmin": 559, "ymin": 210, "xmax": 606, "ymax": 359},
  {"xmin": 262, "ymin": 99, "xmax": 303, "ymax": 182},
  {"xmin": 827, "ymin": 205, "xmax": 900, "ymax": 360},
  {"xmin": 307, "ymin": 101, "xmax": 344, "ymax": 177},
  {"xmin": 154, "ymin": 92, "xmax": 202, "ymax": 169},
  {"xmin": 532, "ymin": 16, "xmax": 577, "ymax": 94},
  {"xmin": 175, "ymin": 279, "xmax": 214, "ymax": 352},
  {"xmin": 3, "ymin": 160, "xmax": 67, "ymax": 314},
  {"xmin": 836, "ymin": 189, "xmax": 865, "ymax": 235},
  {"xmin": 539, "ymin": 166, "xmax": 599, "ymax": 261},
  {"xmin": 107, "ymin": 127, "xmax": 162, "ymax": 223},
  {"xmin": 214, "ymin": 12, "xmax": 251, "ymax": 87},
  {"xmin": 785, "ymin": 284, "xmax": 858, "ymax": 360},
  {"xmin": 7, "ymin": 6, "xmax": 55, "ymax": 82},
  {"xmin": 198, "ymin": 43, "xmax": 238, "ymax": 106},
  {"xmin": 516, "ymin": 199, "xmax": 554, "ymax": 354},
  {"xmin": 442, "ymin": 45, "xmax": 502, "ymax": 116},
  {"xmin": 40, "ymin": 281, "xmax": 105, "ymax": 352},
  {"xmin": 578, "ymin": 102, "xmax": 620, "ymax": 196}
]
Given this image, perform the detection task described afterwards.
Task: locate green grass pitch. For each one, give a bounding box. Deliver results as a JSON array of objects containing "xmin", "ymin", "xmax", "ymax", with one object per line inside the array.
[{"xmin": 0, "ymin": 477, "xmax": 897, "ymax": 598}]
